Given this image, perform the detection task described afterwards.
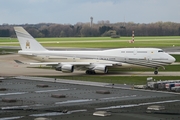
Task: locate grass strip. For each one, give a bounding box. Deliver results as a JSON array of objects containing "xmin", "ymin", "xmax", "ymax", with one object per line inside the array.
[{"xmin": 46, "ymin": 76, "xmax": 180, "ymax": 85}]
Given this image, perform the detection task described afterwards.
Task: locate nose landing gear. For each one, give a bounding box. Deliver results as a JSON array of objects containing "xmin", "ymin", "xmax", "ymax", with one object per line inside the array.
[{"xmin": 154, "ymin": 68, "xmax": 158, "ymax": 75}]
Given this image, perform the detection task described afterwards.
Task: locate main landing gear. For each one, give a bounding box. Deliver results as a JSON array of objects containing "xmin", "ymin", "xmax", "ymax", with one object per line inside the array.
[
  {"xmin": 154, "ymin": 67, "xmax": 158, "ymax": 75},
  {"xmin": 86, "ymin": 70, "xmax": 96, "ymax": 75}
]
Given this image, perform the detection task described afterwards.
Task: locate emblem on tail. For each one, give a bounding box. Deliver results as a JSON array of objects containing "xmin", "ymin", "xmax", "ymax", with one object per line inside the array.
[
  {"xmin": 14, "ymin": 27, "xmax": 47, "ymax": 51},
  {"xmin": 26, "ymin": 40, "xmax": 30, "ymax": 49}
]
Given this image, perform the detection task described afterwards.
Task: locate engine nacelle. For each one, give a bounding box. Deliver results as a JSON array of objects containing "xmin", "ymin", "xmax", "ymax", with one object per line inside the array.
[
  {"xmin": 55, "ymin": 64, "xmax": 74, "ymax": 73},
  {"xmin": 93, "ymin": 65, "xmax": 108, "ymax": 73}
]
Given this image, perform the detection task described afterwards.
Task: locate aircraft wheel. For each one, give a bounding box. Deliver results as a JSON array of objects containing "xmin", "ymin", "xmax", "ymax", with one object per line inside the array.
[
  {"xmin": 91, "ymin": 70, "xmax": 96, "ymax": 74},
  {"xmin": 86, "ymin": 70, "xmax": 90, "ymax": 74},
  {"xmin": 86, "ymin": 70, "xmax": 96, "ymax": 75},
  {"xmin": 154, "ymin": 70, "xmax": 158, "ymax": 75}
]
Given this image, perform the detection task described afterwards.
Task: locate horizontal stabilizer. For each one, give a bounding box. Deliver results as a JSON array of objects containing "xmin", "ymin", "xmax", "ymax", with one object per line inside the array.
[{"xmin": 14, "ymin": 60, "xmax": 25, "ymax": 64}]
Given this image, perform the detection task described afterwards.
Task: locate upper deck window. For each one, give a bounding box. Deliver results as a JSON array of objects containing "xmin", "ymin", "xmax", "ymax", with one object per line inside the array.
[{"xmin": 158, "ymin": 50, "xmax": 164, "ymax": 52}]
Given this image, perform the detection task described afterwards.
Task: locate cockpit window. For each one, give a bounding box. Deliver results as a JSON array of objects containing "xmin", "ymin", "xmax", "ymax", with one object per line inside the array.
[{"xmin": 158, "ymin": 50, "xmax": 164, "ymax": 52}]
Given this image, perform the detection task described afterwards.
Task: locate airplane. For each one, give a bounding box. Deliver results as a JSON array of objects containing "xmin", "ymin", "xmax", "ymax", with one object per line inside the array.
[{"xmin": 14, "ymin": 27, "xmax": 176, "ymax": 75}]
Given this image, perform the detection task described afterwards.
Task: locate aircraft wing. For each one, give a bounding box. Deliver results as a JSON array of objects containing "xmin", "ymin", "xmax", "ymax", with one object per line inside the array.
[
  {"xmin": 14, "ymin": 60, "xmax": 121, "ymax": 67},
  {"xmin": 29, "ymin": 62, "xmax": 91, "ymax": 66},
  {"xmin": 14, "ymin": 60, "xmax": 122, "ymax": 74},
  {"xmin": 29, "ymin": 62, "xmax": 120, "ymax": 66}
]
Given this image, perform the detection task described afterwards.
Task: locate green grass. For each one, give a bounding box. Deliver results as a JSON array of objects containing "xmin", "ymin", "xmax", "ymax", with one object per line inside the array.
[
  {"xmin": 172, "ymin": 55, "xmax": 180, "ymax": 62},
  {"xmin": 0, "ymin": 36, "xmax": 180, "ymax": 48},
  {"xmin": 109, "ymin": 65, "xmax": 180, "ymax": 71},
  {"xmin": 40, "ymin": 40, "xmax": 180, "ymax": 48},
  {"xmin": 48, "ymin": 76, "xmax": 180, "ymax": 85},
  {"xmin": 0, "ymin": 37, "xmax": 17, "ymax": 42},
  {"xmin": 0, "ymin": 48, "xmax": 18, "ymax": 55}
]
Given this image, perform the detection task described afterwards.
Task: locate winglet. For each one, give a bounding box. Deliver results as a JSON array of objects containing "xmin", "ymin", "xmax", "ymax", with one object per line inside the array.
[{"xmin": 14, "ymin": 27, "xmax": 47, "ymax": 51}]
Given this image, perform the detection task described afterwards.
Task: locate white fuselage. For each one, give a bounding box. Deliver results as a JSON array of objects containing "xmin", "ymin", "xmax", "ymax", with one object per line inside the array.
[
  {"xmin": 18, "ymin": 48, "xmax": 175, "ymax": 68},
  {"xmin": 14, "ymin": 27, "xmax": 176, "ymax": 74}
]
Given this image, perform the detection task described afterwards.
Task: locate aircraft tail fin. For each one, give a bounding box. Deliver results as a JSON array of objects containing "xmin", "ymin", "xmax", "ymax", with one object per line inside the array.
[{"xmin": 14, "ymin": 27, "xmax": 47, "ymax": 51}]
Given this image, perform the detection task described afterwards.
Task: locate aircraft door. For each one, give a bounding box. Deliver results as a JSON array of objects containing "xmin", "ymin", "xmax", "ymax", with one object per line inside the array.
[
  {"xmin": 147, "ymin": 56, "xmax": 152, "ymax": 62},
  {"xmin": 133, "ymin": 48, "xmax": 137, "ymax": 55}
]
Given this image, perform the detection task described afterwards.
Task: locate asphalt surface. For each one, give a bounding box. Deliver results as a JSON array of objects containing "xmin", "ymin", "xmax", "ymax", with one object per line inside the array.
[{"xmin": 0, "ymin": 77, "xmax": 180, "ymax": 120}]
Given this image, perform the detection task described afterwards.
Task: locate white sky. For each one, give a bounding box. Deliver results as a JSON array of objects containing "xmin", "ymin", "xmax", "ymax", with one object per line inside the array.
[{"xmin": 0, "ymin": 0, "xmax": 180, "ymax": 25}]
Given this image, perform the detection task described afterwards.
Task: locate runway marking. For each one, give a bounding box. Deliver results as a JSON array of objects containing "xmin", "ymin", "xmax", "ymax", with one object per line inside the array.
[
  {"xmin": 0, "ymin": 89, "xmax": 72, "ymax": 96},
  {"xmin": 30, "ymin": 109, "xmax": 87, "ymax": 117},
  {"xmin": 96, "ymin": 99, "xmax": 180, "ymax": 110},
  {"xmin": 35, "ymin": 88, "xmax": 70, "ymax": 93},
  {"xmin": 30, "ymin": 112, "xmax": 70, "ymax": 117},
  {"xmin": 99, "ymin": 95, "xmax": 137, "ymax": 100},
  {"xmin": 1, "ymin": 104, "xmax": 43, "ymax": 110},
  {"xmin": 0, "ymin": 92, "xmax": 27, "ymax": 96},
  {"xmin": 1, "ymin": 105, "xmax": 29, "ymax": 110},
  {"xmin": 55, "ymin": 99, "xmax": 93, "ymax": 105},
  {"xmin": 0, "ymin": 116, "xmax": 24, "ymax": 120},
  {"xmin": 55, "ymin": 95, "xmax": 137, "ymax": 105}
]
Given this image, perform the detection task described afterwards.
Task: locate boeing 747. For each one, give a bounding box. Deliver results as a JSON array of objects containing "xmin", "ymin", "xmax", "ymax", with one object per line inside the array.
[{"xmin": 14, "ymin": 27, "xmax": 175, "ymax": 75}]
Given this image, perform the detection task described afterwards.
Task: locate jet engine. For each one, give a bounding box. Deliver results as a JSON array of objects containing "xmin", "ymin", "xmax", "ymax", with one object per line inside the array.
[
  {"xmin": 93, "ymin": 65, "xmax": 108, "ymax": 73},
  {"xmin": 55, "ymin": 64, "xmax": 74, "ymax": 73}
]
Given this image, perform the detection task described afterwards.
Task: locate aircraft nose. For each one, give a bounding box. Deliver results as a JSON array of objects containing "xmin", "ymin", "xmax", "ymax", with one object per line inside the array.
[{"xmin": 169, "ymin": 55, "xmax": 176, "ymax": 63}]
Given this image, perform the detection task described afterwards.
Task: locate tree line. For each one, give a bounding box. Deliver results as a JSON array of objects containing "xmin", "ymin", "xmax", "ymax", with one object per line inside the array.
[{"xmin": 0, "ymin": 21, "xmax": 180, "ymax": 38}]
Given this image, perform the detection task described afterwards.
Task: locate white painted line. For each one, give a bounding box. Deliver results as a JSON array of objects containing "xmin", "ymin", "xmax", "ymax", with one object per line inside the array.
[
  {"xmin": 99, "ymin": 95, "xmax": 137, "ymax": 100},
  {"xmin": 30, "ymin": 112, "xmax": 69, "ymax": 117},
  {"xmin": 1, "ymin": 105, "xmax": 28, "ymax": 110},
  {"xmin": 35, "ymin": 89, "xmax": 70, "ymax": 93},
  {"xmin": 55, "ymin": 99, "xmax": 94, "ymax": 105},
  {"xmin": 96, "ymin": 99, "xmax": 180, "ymax": 110},
  {"xmin": 0, "ymin": 116, "xmax": 24, "ymax": 120},
  {"xmin": 70, "ymin": 109, "xmax": 87, "ymax": 113},
  {"xmin": 55, "ymin": 95, "xmax": 136, "ymax": 105},
  {"xmin": 1, "ymin": 104, "xmax": 43, "ymax": 110},
  {"xmin": 0, "ymin": 92, "xmax": 28, "ymax": 96},
  {"xmin": 32, "ymin": 104, "xmax": 43, "ymax": 107}
]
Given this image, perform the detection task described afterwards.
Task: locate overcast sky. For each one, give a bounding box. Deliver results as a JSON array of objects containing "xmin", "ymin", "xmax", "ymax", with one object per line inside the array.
[{"xmin": 0, "ymin": 0, "xmax": 180, "ymax": 25}]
